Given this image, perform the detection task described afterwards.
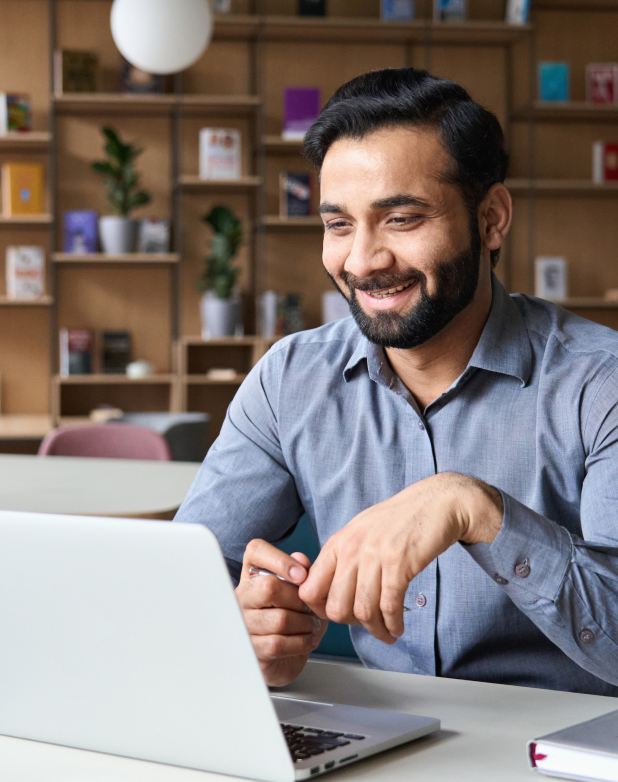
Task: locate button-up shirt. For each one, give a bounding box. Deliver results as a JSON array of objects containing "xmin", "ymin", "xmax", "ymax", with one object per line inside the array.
[{"xmin": 175, "ymin": 275, "xmax": 618, "ymax": 696}]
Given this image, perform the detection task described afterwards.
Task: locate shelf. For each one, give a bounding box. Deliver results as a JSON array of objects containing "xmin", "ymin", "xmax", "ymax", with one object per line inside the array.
[
  {"xmin": 0, "ymin": 295, "xmax": 53, "ymax": 306},
  {"xmin": 506, "ymin": 178, "xmax": 618, "ymax": 196},
  {"xmin": 533, "ymin": 0, "xmax": 618, "ymax": 10},
  {"xmin": 184, "ymin": 373, "xmax": 247, "ymax": 385},
  {"xmin": 557, "ymin": 298, "xmax": 618, "ymax": 309},
  {"xmin": 263, "ymin": 135, "xmax": 304, "ymax": 153},
  {"xmin": 0, "ymin": 131, "xmax": 51, "ymax": 149},
  {"xmin": 52, "ymin": 253, "xmax": 180, "ymax": 264},
  {"xmin": 181, "ymin": 335, "xmax": 274, "ymax": 346},
  {"xmin": 0, "ymin": 414, "xmax": 52, "ymax": 440},
  {"xmin": 513, "ymin": 102, "xmax": 618, "ymax": 122},
  {"xmin": 180, "ymin": 175, "xmax": 262, "ymax": 191},
  {"xmin": 180, "ymin": 95, "xmax": 261, "ymax": 116},
  {"xmin": 54, "ymin": 374, "xmax": 176, "ymax": 385},
  {"xmin": 53, "ymin": 93, "xmax": 259, "ymax": 116},
  {"xmin": 0, "ymin": 214, "xmax": 52, "ymax": 226},
  {"xmin": 262, "ymin": 216, "xmax": 324, "ymax": 229}
]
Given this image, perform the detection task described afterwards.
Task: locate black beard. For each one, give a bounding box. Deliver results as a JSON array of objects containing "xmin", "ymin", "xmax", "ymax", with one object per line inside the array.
[{"xmin": 326, "ymin": 225, "xmax": 481, "ymax": 350}]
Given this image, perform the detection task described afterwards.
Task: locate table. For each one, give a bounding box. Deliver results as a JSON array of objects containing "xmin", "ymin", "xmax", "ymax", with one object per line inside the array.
[
  {"xmin": 0, "ymin": 660, "xmax": 614, "ymax": 781},
  {"xmin": 0, "ymin": 453, "xmax": 199, "ymax": 519}
]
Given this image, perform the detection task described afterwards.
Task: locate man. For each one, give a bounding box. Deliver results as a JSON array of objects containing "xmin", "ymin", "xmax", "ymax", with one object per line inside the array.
[{"xmin": 175, "ymin": 68, "xmax": 618, "ymax": 695}]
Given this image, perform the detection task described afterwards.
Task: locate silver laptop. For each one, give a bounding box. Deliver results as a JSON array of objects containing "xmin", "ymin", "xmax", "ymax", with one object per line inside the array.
[{"xmin": 0, "ymin": 510, "xmax": 439, "ymax": 781}]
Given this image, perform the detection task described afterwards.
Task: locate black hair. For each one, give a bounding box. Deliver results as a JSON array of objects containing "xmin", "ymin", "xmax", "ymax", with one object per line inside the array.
[{"xmin": 303, "ymin": 67, "xmax": 510, "ymax": 268}]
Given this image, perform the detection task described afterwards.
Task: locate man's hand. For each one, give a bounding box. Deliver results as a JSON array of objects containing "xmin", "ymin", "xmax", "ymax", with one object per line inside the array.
[
  {"xmin": 235, "ymin": 539, "xmax": 328, "ymax": 687},
  {"xmin": 298, "ymin": 473, "xmax": 503, "ymax": 645}
]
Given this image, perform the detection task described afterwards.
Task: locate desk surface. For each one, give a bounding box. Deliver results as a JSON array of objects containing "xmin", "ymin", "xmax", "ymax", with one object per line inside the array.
[
  {"xmin": 0, "ymin": 660, "xmax": 614, "ymax": 781},
  {"xmin": 0, "ymin": 454, "xmax": 199, "ymax": 518}
]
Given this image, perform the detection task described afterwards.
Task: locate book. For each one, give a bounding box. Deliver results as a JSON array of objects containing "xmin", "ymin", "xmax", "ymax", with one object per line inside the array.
[
  {"xmin": 381, "ymin": 0, "xmax": 415, "ymax": 21},
  {"xmin": 592, "ymin": 141, "xmax": 618, "ymax": 182},
  {"xmin": 528, "ymin": 709, "xmax": 618, "ymax": 781},
  {"xmin": 120, "ymin": 56, "xmax": 165, "ymax": 94},
  {"xmin": 279, "ymin": 172, "xmax": 312, "ymax": 217},
  {"xmin": 199, "ymin": 128, "xmax": 241, "ymax": 180},
  {"xmin": 538, "ymin": 62, "xmax": 570, "ymax": 102},
  {"xmin": 433, "ymin": 0, "xmax": 467, "ymax": 21},
  {"xmin": 137, "ymin": 219, "xmax": 170, "ymax": 253},
  {"xmin": 64, "ymin": 210, "xmax": 98, "ymax": 253},
  {"xmin": 59, "ymin": 329, "xmax": 93, "ymax": 376},
  {"xmin": 282, "ymin": 87, "xmax": 321, "ymax": 141},
  {"xmin": 54, "ymin": 49, "xmax": 98, "ymax": 94},
  {"xmin": 1, "ymin": 162, "xmax": 45, "ymax": 216},
  {"xmin": 298, "ymin": 0, "xmax": 326, "ymax": 15},
  {"xmin": 5, "ymin": 246, "xmax": 45, "ymax": 299},
  {"xmin": 505, "ymin": 0, "xmax": 530, "ymax": 23},
  {"xmin": 101, "ymin": 331, "xmax": 131, "ymax": 374},
  {"xmin": 586, "ymin": 63, "xmax": 618, "ymax": 104},
  {"xmin": 535, "ymin": 257, "xmax": 568, "ymax": 300},
  {"xmin": 0, "ymin": 93, "xmax": 32, "ymax": 135}
]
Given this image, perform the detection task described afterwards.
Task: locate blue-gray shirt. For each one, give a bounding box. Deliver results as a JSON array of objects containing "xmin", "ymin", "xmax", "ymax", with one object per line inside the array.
[{"xmin": 175, "ymin": 276, "xmax": 618, "ymax": 696}]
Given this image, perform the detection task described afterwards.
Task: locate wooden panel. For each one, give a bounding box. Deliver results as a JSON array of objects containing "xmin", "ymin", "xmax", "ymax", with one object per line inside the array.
[
  {"xmin": 0, "ymin": 308, "xmax": 50, "ymax": 414},
  {"xmin": 532, "ymin": 124, "xmax": 618, "ymax": 180},
  {"xmin": 182, "ymin": 42, "xmax": 252, "ymax": 96},
  {"xmin": 56, "ymin": 266, "xmax": 172, "ymax": 372},
  {"xmin": 58, "ymin": 383, "xmax": 172, "ymax": 416},
  {"xmin": 263, "ymin": 0, "xmax": 507, "ymax": 20},
  {"xmin": 562, "ymin": 308, "xmax": 618, "ymax": 331}
]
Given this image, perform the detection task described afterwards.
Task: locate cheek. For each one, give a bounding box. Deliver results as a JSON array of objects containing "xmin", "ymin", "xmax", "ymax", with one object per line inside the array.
[{"xmin": 322, "ymin": 235, "xmax": 347, "ymax": 279}]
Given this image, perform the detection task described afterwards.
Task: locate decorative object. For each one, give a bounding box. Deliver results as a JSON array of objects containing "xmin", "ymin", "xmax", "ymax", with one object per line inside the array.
[
  {"xmin": 213, "ymin": 0, "xmax": 232, "ymax": 11},
  {"xmin": 593, "ymin": 141, "xmax": 618, "ymax": 183},
  {"xmin": 0, "ymin": 93, "xmax": 31, "ymax": 134},
  {"xmin": 282, "ymin": 87, "xmax": 321, "ymax": 140},
  {"xmin": 535, "ymin": 257, "xmax": 568, "ymax": 301},
  {"xmin": 538, "ymin": 62, "xmax": 570, "ymax": 102},
  {"xmin": 5, "ymin": 246, "xmax": 45, "ymax": 300},
  {"xmin": 280, "ymin": 172, "xmax": 312, "ymax": 217},
  {"xmin": 119, "ymin": 56, "xmax": 165, "ymax": 94},
  {"xmin": 198, "ymin": 205, "xmax": 242, "ymax": 338},
  {"xmin": 586, "ymin": 63, "xmax": 618, "ymax": 104},
  {"xmin": 91, "ymin": 127, "xmax": 151, "ymax": 254},
  {"xmin": 199, "ymin": 128, "xmax": 241, "ymax": 180},
  {"xmin": 381, "ymin": 1, "xmax": 415, "ymax": 21},
  {"xmin": 110, "ymin": 0, "xmax": 213, "ymax": 75},
  {"xmin": 64, "ymin": 210, "xmax": 98, "ymax": 253},
  {"xmin": 126, "ymin": 360, "xmax": 153, "ymax": 378},
  {"xmin": 137, "ymin": 219, "xmax": 170, "ymax": 253},
  {"xmin": 505, "ymin": 0, "xmax": 530, "ymax": 24},
  {"xmin": 434, "ymin": 0, "xmax": 466, "ymax": 21}
]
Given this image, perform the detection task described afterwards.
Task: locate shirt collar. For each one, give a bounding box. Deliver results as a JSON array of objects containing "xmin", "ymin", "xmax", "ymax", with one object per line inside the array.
[{"xmin": 343, "ymin": 274, "xmax": 532, "ymax": 387}]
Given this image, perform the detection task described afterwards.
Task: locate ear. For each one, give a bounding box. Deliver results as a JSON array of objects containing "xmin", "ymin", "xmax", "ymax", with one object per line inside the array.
[{"xmin": 478, "ymin": 183, "xmax": 512, "ymax": 252}]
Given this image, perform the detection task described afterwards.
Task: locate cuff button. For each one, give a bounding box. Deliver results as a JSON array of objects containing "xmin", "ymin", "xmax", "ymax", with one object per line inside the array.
[
  {"xmin": 515, "ymin": 563, "xmax": 530, "ymax": 578},
  {"xmin": 579, "ymin": 629, "xmax": 595, "ymax": 644},
  {"xmin": 492, "ymin": 573, "xmax": 508, "ymax": 585}
]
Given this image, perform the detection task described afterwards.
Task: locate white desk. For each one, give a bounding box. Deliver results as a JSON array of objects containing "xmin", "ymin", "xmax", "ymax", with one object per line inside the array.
[
  {"xmin": 0, "ymin": 454, "xmax": 199, "ymax": 519},
  {"xmin": 0, "ymin": 660, "xmax": 614, "ymax": 781}
]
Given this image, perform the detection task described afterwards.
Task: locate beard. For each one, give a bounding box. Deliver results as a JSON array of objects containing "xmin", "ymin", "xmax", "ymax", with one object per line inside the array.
[{"xmin": 326, "ymin": 223, "xmax": 481, "ymax": 350}]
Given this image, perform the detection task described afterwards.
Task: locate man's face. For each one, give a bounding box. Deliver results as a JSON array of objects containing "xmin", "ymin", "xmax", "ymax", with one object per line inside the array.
[{"xmin": 320, "ymin": 126, "xmax": 482, "ymax": 349}]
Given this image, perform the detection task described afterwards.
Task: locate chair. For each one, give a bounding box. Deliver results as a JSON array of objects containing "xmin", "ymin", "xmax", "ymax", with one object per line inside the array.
[
  {"xmin": 110, "ymin": 412, "xmax": 210, "ymax": 462},
  {"xmin": 38, "ymin": 423, "xmax": 171, "ymax": 460}
]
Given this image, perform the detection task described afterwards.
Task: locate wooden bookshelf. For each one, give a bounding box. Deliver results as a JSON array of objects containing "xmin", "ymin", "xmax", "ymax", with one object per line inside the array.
[
  {"xmin": 54, "ymin": 374, "xmax": 176, "ymax": 385},
  {"xmin": 52, "ymin": 253, "xmax": 180, "ymax": 264},
  {"xmin": 262, "ymin": 216, "xmax": 324, "ymax": 229},
  {"xmin": 0, "ymin": 415, "xmax": 52, "ymax": 440},
  {"xmin": 0, "ymin": 296, "xmax": 53, "ymax": 307},
  {"xmin": 0, "ymin": 131, "xmax": 51, "ymax": 149},
  {"xmin": 185, "ymin": 373, "xmax": 247, "ymax": 385},
  {"xmin": 54, "ymin": 93, "xmax": 260, "ymax": 116},
  {"xmin": 262, "ymin": 135, "xmax": 304, "ymax": 153},
  {"xmin": 559, "ymin": 298, "xmax": 618, "ymax": 309},
  {"xmin": 180, "ymin": 175, "xmax": 263, "ymax": 191},
  {"xmin": 513, "ymin": 102, "xmax": 618, "ymax": 122},
  {"xmin": 0, "ymin": 215, "xmax": 52, "ymax": 226},
  {"xmin": 506, "ymin": 179, "xmax": 618, "ymax": 197}
]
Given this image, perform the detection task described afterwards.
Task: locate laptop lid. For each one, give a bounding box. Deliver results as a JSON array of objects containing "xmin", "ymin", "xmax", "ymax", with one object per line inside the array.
[{"xmin": 0, "ymin": 511, "xmax": 295, "ymax": 782}]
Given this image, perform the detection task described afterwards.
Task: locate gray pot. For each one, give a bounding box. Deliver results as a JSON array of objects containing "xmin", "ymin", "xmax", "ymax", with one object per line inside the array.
[
  {"xmin": 99, "ymin": 216, "xmax": 139, "ymax": 254},
  {"xmin": 200, "ymin": 293, "xmax": 240, "ymax": 338}
]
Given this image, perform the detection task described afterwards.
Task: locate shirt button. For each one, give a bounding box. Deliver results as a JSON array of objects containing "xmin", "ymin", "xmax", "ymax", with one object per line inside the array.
[
  {"xmin": 415, "ymin": 594, "xmax": 427, "ymax": 607},
  {"xmin": 418, "ymin": 422, "xmax": 425, "ymax": 430},
  {"xmin": 493, "ymin": 573, "xmax": 508, "ymax": 585},
  {"xmin": 515, "ymin": 563, "xmax": 530, "ymax": 578},
  {"xmin": 579, "ymin": 629, "xmax": 595, "ymax": 644}
]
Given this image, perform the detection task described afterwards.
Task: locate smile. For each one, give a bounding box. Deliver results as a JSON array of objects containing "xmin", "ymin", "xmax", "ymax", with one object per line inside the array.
[{"xmin": 365, "ymin": 281, "xmax": 415, "ymax": 299}]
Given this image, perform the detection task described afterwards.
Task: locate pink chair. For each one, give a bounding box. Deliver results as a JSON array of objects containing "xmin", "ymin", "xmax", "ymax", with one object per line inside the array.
[{"xmin": 38, "ymin": 423, "xmax": 171, "ymax": 460}]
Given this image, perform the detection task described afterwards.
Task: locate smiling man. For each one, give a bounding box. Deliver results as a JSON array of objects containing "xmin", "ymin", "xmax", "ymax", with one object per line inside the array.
[{"xmin": 175, "ymin": 68, "xmax": 618, "ymax": 695}]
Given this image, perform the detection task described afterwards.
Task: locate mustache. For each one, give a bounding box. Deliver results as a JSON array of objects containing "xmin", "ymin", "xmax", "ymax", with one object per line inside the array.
[{"xmin": 340, "ymin": 268, "xmax": 426, "ymax": 292}]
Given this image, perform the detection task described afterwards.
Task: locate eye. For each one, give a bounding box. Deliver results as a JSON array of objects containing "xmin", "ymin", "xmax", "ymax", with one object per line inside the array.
[
  {"xmin": 388, "ymin": 215, "xmax": 422, "ymax": 226},
  {"xmin": 325, "ymin": 219, "xmax": 350, "ymax": 231}
]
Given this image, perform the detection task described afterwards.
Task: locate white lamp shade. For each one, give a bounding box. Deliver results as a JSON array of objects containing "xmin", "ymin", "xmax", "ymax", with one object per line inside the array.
[{"xmin": 110, "ymin": 0, "xmax": 213, "ymax": 75}]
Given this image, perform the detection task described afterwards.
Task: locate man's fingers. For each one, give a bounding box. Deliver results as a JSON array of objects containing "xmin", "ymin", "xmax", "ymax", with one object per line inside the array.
[
  {"xmin": 252, "ymin": 632, "xmax": 321, "ymax": 661},
  {"xmin": 241, "ymin": 574, "xmax": 310, "ymax": 613},
  {"xmin": 379, "ymin": 575, "xmax": 409, "ymax": 639},
  {"xmin": 298, "ymin": 543, "xmax": 338, "ymax": 618},
  {"xmin": 352, "ymin": 560, "xmax": 396, "ymax": 645},
  {"xmin": 242, "ymin": 539, "xmax": 308, "ymax": 584},
  {"xmin": 244, "ymin": 607, "xmax": 320, "ymax": 637}
]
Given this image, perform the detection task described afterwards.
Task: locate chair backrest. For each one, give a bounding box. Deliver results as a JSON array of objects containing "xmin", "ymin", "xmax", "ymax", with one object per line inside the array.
[
  {"xmin": 38, "ymin": 423, "xmax": 171, "ymax": 461},
  {"xmin": 113, "ymin": 413, "xmax": 210, "ymax": 462}
]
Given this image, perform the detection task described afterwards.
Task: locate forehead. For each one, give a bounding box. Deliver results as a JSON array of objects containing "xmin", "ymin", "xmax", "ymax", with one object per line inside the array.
[{"xmin": 320, "ymin": 126, "xmax": 453, "ymax": 204}]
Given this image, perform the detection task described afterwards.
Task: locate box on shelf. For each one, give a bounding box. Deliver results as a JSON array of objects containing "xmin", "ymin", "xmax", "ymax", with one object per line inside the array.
[
  {"xmin": 535, "ymin": 257, "xmax": 568, "ymax": 301},
  {"xmin": 1, "ymin": 162, "xmax": 45, "ymax": 216},
  {"xmin": 199, "ymin": 128, "xmax": 241, "ymax": 180},
  {"xmin": 101, "ymin": 331, "xmax": 132, "ymax": 375},
  {"xmin": 260, "ymin": 291, "xmax": 304, "ymax": 337},
  {"xmin": 538, "ymin": 62, "xmax": 570, "ymax": 102},
  {"xmin": 54, "ymin": 50, "xmax": 98, "ymax": 94},
  {"xmin": 120, "ymin": 56, "xmax": 165, "ymax": 94},
  {"xmin": 5, "ymin": 246, "xmax": 45, "ymax": 300},
  {"xmin": 0, "ymin": 93, "xmax": 32, "ymax": 135},
  {"xmin": 64, "ymin": 210, "xmax": 98, "ymax": 253},
  {"xmin": 138, "ymin": 219, "xmax": 170, "ymax": 253},
  {"xmin": 592, "ymin": 141, "xmax": 618, "ymax": 183},
  {"xmin": 213, "ymin": 0, "xmax": 232, "ymax": 11},
  {"xmin": 322, "ymin": 291, "xmax": 350, "ymax": 324},
  {"xmin": 282, "ymin": 87, "xmax": 321, "ymax": 141},
  {"xmin": 59, "ymin": 329, "xmax": 93, "ymax": 376},
  {"xmin": 586, "ymin": 63, "xmax": 618, "ymax": 104},
  {"xmin": 381, "ymin": 0, "xmax": 415, "ymax": 21},
  {"xmin": 298, "ymin": 0, "xmax": 326, "ymax": 16},
  {"xmin": 433, "ymin": 0, "xmax": 467, "ymax": 21},
  {"xmin": 505, "ymin": 0, "xmax": 530, "ymax": 24},
  {"xmin": 279, "ymin": 172, "xmax": 312, "ymax": 217}
]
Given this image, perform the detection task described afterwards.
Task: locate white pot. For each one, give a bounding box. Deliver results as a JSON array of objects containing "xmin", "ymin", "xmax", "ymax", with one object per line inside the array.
[
  {"xmin": 99, "ymin": 216, "xmax": 139, "ymax": 254},
  {"xmin": 200, "ymin": 292, "xmax": 241, "ymax": 339}
]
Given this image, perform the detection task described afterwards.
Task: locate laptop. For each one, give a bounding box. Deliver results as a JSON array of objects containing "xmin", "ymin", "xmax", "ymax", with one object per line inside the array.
[{"xmin": 0, "ymin": 510, "xmax": 439, "ymax": 781}]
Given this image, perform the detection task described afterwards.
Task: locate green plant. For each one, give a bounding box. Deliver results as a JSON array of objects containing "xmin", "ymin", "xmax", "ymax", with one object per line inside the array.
[
  {"xmin": 198, "ymin": 205, "xmax": 243, "ymax": 299},
  {"xmin": 90, "ymin": 127, "xmax": 151, "ymax": 217}
]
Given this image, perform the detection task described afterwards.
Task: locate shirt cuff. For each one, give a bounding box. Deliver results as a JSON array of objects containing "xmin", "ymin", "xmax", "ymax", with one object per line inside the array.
[{"xmin": 466, "ymin": 491, "xmax": 573, "ymax": 602}]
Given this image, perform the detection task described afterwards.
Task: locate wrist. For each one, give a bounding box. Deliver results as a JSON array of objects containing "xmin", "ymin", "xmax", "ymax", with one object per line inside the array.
[{"xmin": 458, "ymin": 478, "xmax": 504, "ymax": 545}]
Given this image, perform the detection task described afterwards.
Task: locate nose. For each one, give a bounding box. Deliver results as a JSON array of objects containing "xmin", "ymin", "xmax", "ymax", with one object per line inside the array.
[{"xmin": 344, "ymin": 224, "xmax": 394, "ymax": 280}]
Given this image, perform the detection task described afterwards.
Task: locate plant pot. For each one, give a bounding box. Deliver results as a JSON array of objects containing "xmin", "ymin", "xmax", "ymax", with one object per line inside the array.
[
  {"xmin": 200, "ymin": 292, "xmax": 241, "ymax": 338},
  {"xmin": 99, "ymin": 216, "xmax": 139, "ymax": 254}
]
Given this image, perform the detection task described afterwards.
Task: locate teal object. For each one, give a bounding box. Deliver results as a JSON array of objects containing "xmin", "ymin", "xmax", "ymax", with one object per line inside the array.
[
  {"xmin": 538, "ymin": 62, "xmax": 570, "ymax": 102},
  {"xmin": 277, "ymin": 515, "xmax": 359, "ymax": 659}
]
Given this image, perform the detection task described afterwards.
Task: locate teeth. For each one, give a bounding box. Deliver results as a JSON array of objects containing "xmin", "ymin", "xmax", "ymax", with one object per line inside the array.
[{"xmin": 367, "ymin": 281, "xmax": 413, "ymax": 299}]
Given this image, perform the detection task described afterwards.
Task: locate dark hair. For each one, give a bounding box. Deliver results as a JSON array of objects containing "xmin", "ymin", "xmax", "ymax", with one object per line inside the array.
[{"xmin": 304, "ymin": 67, "xmax": 509, "ymax": 268}]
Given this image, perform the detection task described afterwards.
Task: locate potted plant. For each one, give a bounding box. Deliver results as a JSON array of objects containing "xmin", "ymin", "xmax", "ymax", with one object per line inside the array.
[
  {"xmin": 198, "ymin": 205, "xmax": 242, "ymax": 338},
  {"xmin": 91, "ymin": 126, "xmax": 151, "ymax": 254}
]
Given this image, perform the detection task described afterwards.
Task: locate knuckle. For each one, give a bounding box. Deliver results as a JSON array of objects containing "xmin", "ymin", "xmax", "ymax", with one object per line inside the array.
[
  {"xmin": 257, "ymin": 578, "xmax": 278, "ymax": 603},
  {"xmin": 353, "ymin": 600, "xmax": 374, "ymax": 624},
  {"xmin": 263, "ymin": 636, "xmax": 283, "ymax": 660},
  {"xmin": 326, "ymin": 602, "xmax": 347, "ymax": 624},
  {"xmin": 270, "ymin": 609, "xmax": 289, "ymax": 635}
]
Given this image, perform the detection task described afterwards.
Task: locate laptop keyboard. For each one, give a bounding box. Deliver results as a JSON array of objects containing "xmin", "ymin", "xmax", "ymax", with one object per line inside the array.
[{"xmin": 281, "ymin": 723, "xmax": 365, "ymax": 763}]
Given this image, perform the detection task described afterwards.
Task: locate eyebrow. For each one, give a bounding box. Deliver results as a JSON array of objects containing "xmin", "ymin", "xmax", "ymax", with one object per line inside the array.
[
  {"xmin": 318, "ymin": 194, "xmax": 431, "ymax": 215},
  {"xmin": 318, "ymin": 202, "xmax": 345, "ymax": 215}
]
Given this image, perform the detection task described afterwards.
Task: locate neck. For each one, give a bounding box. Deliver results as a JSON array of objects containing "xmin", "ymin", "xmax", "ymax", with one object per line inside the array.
[{"xmin": 385, "ymin": 272, "xmax": 493, "ymax": 411}]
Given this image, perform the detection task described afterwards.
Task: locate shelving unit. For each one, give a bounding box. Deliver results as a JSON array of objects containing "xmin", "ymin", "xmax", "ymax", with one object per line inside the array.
[{"xmin": 52, "ymin": 253, "xmax": 181, "ymax": 264}]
